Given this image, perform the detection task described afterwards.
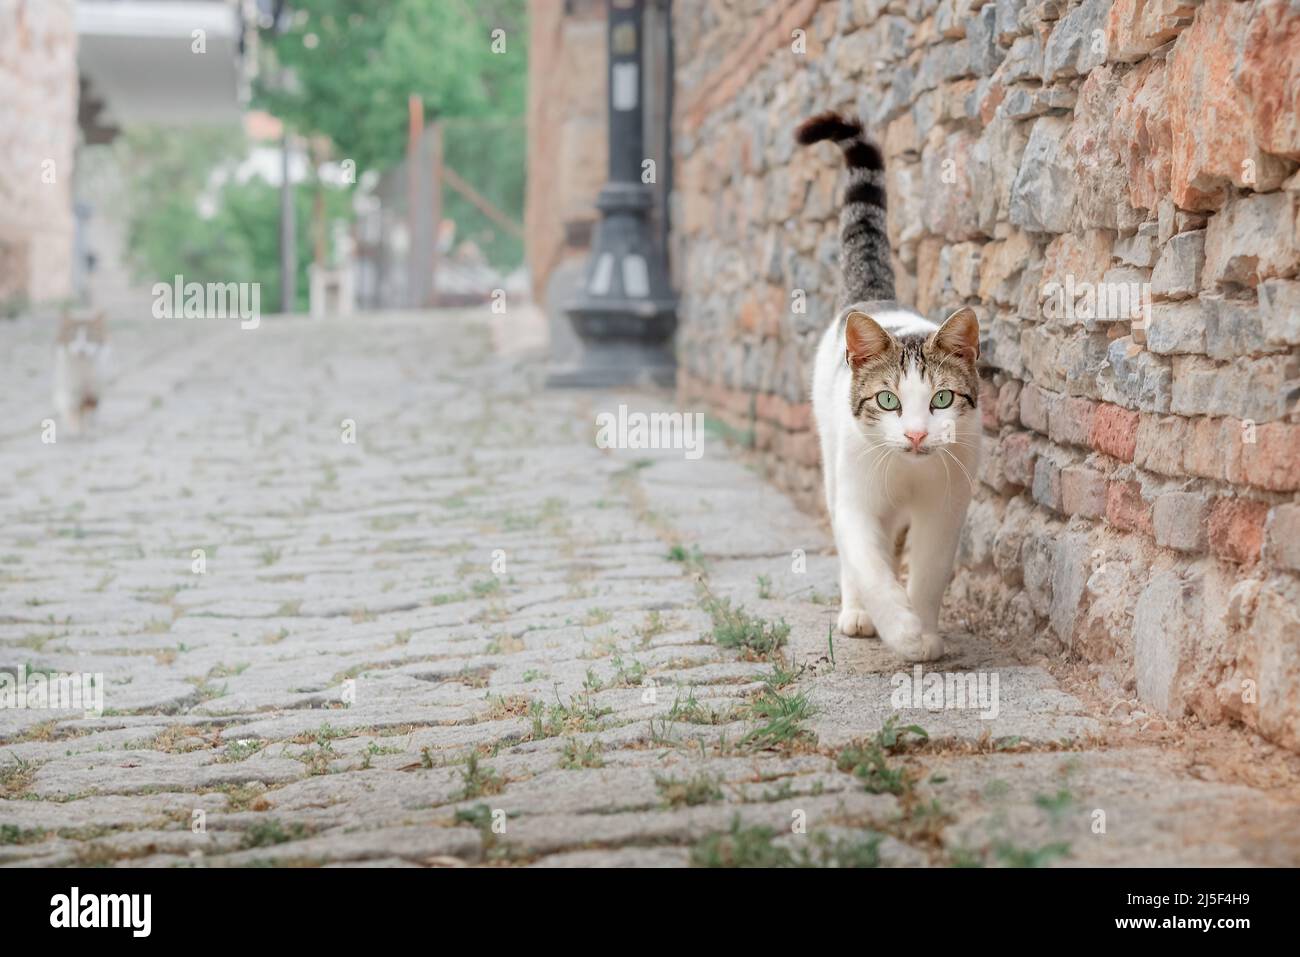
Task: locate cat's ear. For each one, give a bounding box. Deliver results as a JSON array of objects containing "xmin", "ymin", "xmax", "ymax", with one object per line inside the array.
[
  {"xmin": 844, "ymin": 311, "xmax": 891, "ymax": 369},
  {"xmin": 931, "ymin": 306, "xmax": 980, "ymax": 363}
]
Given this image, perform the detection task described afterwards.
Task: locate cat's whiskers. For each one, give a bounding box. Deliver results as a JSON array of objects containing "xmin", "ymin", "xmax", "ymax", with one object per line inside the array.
[{"xmin": 939, "ymin": 446, "xmax": 977, "ymax": 494}]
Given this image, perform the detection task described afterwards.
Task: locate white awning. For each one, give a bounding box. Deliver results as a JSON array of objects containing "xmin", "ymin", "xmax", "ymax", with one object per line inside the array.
[{"xmin": 75, "ymin": 0, "xmax": 247, "ymax": 126}]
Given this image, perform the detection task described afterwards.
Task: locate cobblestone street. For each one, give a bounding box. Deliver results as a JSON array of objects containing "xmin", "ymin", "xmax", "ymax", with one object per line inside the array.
[{"xmin": 2, "ymin": 310, "xmax": 1298, "ymax": 867}]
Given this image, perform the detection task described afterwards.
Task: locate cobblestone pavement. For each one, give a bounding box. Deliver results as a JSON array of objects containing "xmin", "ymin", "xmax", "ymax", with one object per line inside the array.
[{"xmin": 2, "ymin": 310, "xmax": 1298, "ymax": 867}]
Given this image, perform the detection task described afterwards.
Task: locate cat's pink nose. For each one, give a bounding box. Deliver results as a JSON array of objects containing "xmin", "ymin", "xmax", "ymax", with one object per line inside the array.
[{"xmin": 904, "ymin": 430, "xmax": 928, "ymax": 451}]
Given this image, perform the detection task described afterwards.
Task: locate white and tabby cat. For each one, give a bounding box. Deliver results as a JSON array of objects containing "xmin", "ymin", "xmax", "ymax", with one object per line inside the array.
[
  {"xmin": 53, "ymin": 310, "xmax": 109, "ymax": 438},
  {"xmin": 799, "ymin": 112, "xmax": 981, "ymax": 662}
]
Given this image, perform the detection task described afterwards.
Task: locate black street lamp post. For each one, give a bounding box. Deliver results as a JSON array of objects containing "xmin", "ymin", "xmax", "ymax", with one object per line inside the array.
[{"xmin": 548, "ymin": 0, "xmax": 677, "ymax": 388}]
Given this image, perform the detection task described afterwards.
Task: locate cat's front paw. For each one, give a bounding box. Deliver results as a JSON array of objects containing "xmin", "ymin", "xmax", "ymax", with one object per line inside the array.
[
  {"xmin": 883, "ymin": 622, "xmax": 945, "ymax": 662},
  {"xmin": 837, "ymin": 607, "xmax": 875, "ymax": 637}
]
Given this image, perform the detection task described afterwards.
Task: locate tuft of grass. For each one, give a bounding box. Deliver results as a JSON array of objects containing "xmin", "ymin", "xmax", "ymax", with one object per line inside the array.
[
  {"xmin": 243, "ymin": 819, "xmax": 308, "ymax": 849},
  {"xmin": 992, "ymin": 839, "xmax": 1072, "ymax": 868},
  {"xmin": 528, "ymin": 689, "xmax": 613, "ymax": 740},
  {"xmin": 691, "ymin": 817, "xmax": 793, "ymax": 867},
  {"xmin": 471, "ymin": 577, "xmax": 502, "ymax": 598},
  {"xmin": 609, "ymin": 655, "xmax": 646, "ymax": 687},
  {"xmin": 691, "ymin": 817, "xmax": 885, "ymax": 868},
  {"xmin": 740, "ymin": 686, "xmax": 815, "ymax": 751},
  {"xmin": 482, "ymin": 694, "xmax": 532, "ymax": 721},
  {"xmin": 666, "ymin": 543, "xmax": 705, "ymax": 568},
  {"xmin": 454, "ymin": 752, "xmax": 504, "ymax": 800},
  {"xmin": 666, "ymin": 688, "xmax": 741, "ymax": 726},
  {"xmin": 0, "ymin": 824, "xmax": 45, "ymax": 846},
  {"xmin": 559, "ymin": 738, "xmax": 604, "ymax": 770},
  {"xmin": 655, "ymin": 772, "xmax": 723, "ymax": 808},
  {"xmin": 836, "ymin": 717, "xmax": 929, "ymax": 795},
  {"xmin": 0, "ymin": 755, "xmax": 37, "ymax": 797},
  {"xmin": 703, "ymin": 596, "xmax": 789, "ymax": 657},
  {"xmin": 635, "ymin": 610, "xmax": 670, "ymax": 644},
  {"xmin": 220, "ymin": 738, "xmax": 265, "ymax": 763}
]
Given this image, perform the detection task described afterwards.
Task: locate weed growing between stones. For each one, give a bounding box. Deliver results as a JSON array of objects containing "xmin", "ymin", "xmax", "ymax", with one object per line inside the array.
[
  {"xmin": 528, "ymin": 688, "xmax": 613, "ymax": 740},
  {"xmin": 690, "ymin": 815, "xmax": 884, "ymax": 868},
  {"xmin": 243, "ymin": 818, "xmax": 309, "ymax": 849},
  {"xmin": 0, "ymin": 755, "xmax": 36, "ymax": 797},
  {"xmin": 454, "ymin": 752, "xmax": 504, "ymax": 800},
  {"xmin": 701, "ymin": 594, "xmax": 790, "ymax": 658},
  {"xmin": 0, "ymin": 824, "xmax": 45, "ymax": 845},
  {"xmin": 740, "ymin": 685, "xmax": 816, "ymax": 751},
  {"xmin": 655, "ymin": 771, "xmax": 724, "ymax": 807},
  {"xmin": 836, "ymin": 717, "xmax": 930, "ymax": 795},
  {"xmin": 220, "ymin": 738, "xmax": 266, "ymax": 763},
  {"xmin": 609, "ymin": 654, "xmax": 646, "ymax": 687},
  {"xmin": 559, "ymin": 738, "xmax": 604, "ymax": 770},
  {"xmin": 665, "ymin": 687, "xmax": 742, "ymax": 726},
  {"xmin": 665, "ymin": 543, "xmax": 705, "ymax": 569}
]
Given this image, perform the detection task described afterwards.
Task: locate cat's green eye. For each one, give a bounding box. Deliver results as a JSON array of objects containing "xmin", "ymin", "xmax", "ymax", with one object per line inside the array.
[
  {"xmin": 876, "ymin": 391, "xmax": 901, "ymax": 411},
  {"xmin": 931, "ymin": 389, "xmax": 955, "ymax": 410}
]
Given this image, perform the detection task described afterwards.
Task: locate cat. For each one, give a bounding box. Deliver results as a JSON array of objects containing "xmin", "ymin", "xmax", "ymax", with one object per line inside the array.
[
  {"xmin": 798, "ymin": 112, "xmax": 982, "ymax": 663},
  {"xmin": 53, "ymin": 309, "xmax": 109, "ymax": 438}
]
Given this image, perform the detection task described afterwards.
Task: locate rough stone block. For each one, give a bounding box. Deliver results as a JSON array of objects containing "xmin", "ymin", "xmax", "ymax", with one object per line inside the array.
[
  {"xmin": 1150, "ymin": 229, "xmax": 1205, "ymax": 299},
  {"xmin": 1019, "ymin": 383, "xmax": 1052, "ymax": 434},
  {"xmin": 1208, "ymin": 497, "xmax": 1270, "ymax": 564},
  {"xmin": 1107, "ymin": 479, "xmax": 1154, "ymax": 536},
  {"xmin": 1241, "ymin": 422, "xmax": 1300, "ymax": 493},
  {"xmin": 1264, "ymin": 504, "xmax": 1300, "ymax": 572},
  {"xmin": 1048, "ymin": 395, "xmax": 1097, "ymax": 447},
  {"xmin": 996, "ymin": 379, "xmax": 1023, "ymax": 425},
  {"xmin": 1166, "ymin": 0, "xmax": 1291, "ymax": 208},
  {"xmin": 1134, "ymin": 569, "xmax": 1200, "ymax": 715},
  {"xmin": 1032, "ymin": 455, "xmax": 1064, "ymax": 512},
  {"xmin": 1043, "ymin": 0, "xmax": 1109, "ymax": 80},
  {"xmin": 1001, "ymin": 430, "xmax": 1037, "ymax": 487},
  {"xmin": 1010, "ymin": 116, "xmax": 1076, "ymax": 234},
  {"xmin": 1153, "ymin": 491, "xmax": 1210, "ymax": 552},
  {"xmin": 1258, "ymin": 279, "xmax": 1300, "ymax": 347},
  {"xmin": 1133, "ymin": 414, "xmax": 1191, "ymax": 476},
  {"xmin": 1170, "ymin": 353, "xmax": 1300, "ymax": 422},
  {"xmin": 1097, "ymin": 337, "xmax": 1174, "ymax": 413},
  {"xmin": 1203, "ymin": 191, "xmax": 1300, "ymax": 289},
  {"xmin": 1061, "ymin": 465, "xmax": 1108, "ymax": 519},
  {"xmin": 1090, "ymin": 403, "xmax": 1140, "ymax": 461},
  {"xmin": 1145, "ymin": 300, "xmax": 1207, "ymax": 355}
]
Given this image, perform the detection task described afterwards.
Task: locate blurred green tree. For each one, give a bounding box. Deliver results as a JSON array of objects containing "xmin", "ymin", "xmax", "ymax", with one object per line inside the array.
[
  {"xmin": 255, "ymin": 0, "xmax": 527, "ymax": 267},
  {"xmin": 117, "ymin": 126, "xmax": 350, "ymax": 313}
]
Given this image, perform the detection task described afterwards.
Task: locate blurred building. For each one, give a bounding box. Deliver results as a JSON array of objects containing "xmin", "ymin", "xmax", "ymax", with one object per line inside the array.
[
  {"xmin": 0, "ymin": 0, "xmax": 79, "ymax": 308},
  {"xmin": 0, "ymin": 0, "xmax": 255, "ymax": 312}
]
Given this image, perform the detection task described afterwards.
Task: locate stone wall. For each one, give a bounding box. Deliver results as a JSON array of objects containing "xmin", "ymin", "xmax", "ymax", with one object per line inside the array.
[
  {"xmin": 671, "ymin": 0, "xmax": 1300, "ymax": 749},
  {"xmin": 0, "ymin": 0, "xmax": 78, "ymax": 306}
]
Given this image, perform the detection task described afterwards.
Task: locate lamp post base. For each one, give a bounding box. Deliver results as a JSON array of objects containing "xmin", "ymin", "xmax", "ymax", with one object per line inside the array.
[{"xmin": 545, "ymin": 337, "xmax": 676, "ymax": 389}]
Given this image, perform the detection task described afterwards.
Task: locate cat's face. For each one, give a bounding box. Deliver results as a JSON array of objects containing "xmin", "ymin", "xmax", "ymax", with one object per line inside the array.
[
  {"xmin": 845, "ymin": 308, "xmax": 980, "ymax": 457},
  {"xmin": 57, "ymin": 312, "xmax": 107, "ymax": 357}
]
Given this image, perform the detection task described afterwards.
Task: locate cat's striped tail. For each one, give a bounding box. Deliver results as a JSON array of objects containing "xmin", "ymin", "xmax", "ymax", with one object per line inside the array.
[{"xmin": 795, "ymin": 112, "xmax": 895, "ymax": 305}]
